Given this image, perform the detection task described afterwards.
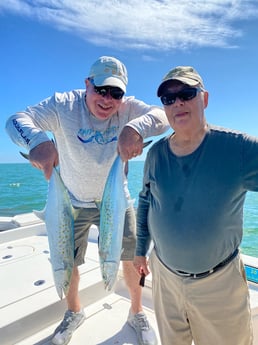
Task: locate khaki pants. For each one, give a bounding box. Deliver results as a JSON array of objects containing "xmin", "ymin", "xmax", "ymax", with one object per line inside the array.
[{"xmin": 149, "ymin": 250, "xmax": 253, "ymax": 345}]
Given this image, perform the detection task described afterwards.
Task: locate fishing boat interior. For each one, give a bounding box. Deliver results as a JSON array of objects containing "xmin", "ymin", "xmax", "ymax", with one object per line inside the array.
[{"xmin": 1, "ymin": 213, "xmax": 258, "ymax": 345}]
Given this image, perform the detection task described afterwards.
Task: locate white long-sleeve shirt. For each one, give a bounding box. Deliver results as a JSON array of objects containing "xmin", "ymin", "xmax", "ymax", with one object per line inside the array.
[{"xmin": 6, "ymin": 89, "xmax": 169, "ymax": 207}]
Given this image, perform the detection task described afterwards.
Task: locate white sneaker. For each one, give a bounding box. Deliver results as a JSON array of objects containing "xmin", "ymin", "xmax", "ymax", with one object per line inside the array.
[
  {"xmin": 51, "ymin": 309, "xmax": 86, "ymax": 345},
  {"xmin": 127, "ymin": 310, "xmax": 158, "ymax": 345}
]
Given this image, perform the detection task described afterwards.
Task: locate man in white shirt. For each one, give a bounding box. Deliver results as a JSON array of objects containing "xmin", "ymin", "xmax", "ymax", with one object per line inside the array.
[{"xmin": 6, "ymin": 56, "xmax": 169, "ymax": 345}]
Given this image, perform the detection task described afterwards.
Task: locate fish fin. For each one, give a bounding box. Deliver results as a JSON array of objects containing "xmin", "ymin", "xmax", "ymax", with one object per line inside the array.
[
  {"xmin": 56, "ymin": 286, "xmax": 63, "ymax": 300},
  {"xmin": 19, "ymin": 151, "xmax": 29, "ymax": 160},
  {"xmin": 70, "ymin": 205, "xmax": 77, "ymax": 218},
  {"xmin": 143, "ymin": 140, "xmax": 153, "ymax": 148},
  {"xmin": 33, "ymin": 208, "xmax": 46, "ymax": 221},
  {"xmin": 94, "ymin": 199, "xmax": 101, "ymax": 210}
]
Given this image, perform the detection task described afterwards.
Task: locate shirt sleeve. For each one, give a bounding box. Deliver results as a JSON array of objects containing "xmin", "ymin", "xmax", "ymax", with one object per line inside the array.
[
  {"xmin": 135, "ymin": 153, "xmax": 152, "ymax": 256},
  {"xmin": 5, "ymin": 94, "xmax": 60, "ymax": 151},
  {"xmin": 120, "ymin": 97, "xmax": 169, "ymax": 138}
]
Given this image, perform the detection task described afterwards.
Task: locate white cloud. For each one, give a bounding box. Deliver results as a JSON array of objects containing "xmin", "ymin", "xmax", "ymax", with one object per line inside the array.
[{"xmin": 1, "ymin": 0, "xmax": 258, "ymax": 51}]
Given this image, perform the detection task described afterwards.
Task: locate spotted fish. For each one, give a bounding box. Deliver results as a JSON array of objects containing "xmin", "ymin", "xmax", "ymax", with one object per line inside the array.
[
  {"xmin": 99, "ymin": 155, "xmax": 134, "ymax": 291},
  {"xmin": 34, "ymin": 168, "xmax": 74, "ymax": 299}
]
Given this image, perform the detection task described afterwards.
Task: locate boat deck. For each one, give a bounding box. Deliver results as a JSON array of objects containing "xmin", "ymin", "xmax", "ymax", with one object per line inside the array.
[
  {"xmin": 0, "ymin": 219, "xmax": 160, "ymax": 345},
  {"xmin": 0, "ymin": 215, "xmax": 258, "ymax": 345}
]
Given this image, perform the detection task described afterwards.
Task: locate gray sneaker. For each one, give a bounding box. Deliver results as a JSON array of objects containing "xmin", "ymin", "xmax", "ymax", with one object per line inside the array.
[
  {"xmin": 127, "ymin": 310, "xmax": 158, "ymax": 345},
  {"xmin": 51, "ymin": 309, "xmax": 86, "ymax": 345}
]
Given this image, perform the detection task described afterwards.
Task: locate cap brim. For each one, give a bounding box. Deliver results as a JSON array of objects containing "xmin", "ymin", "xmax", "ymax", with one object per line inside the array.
[
  {"xmin": 157, "ymin": 77, "xmax": 199, "ymax": 97},
  {"xmin": 93, "ymin": 76, "xmax": 126, "ymax": 93}
]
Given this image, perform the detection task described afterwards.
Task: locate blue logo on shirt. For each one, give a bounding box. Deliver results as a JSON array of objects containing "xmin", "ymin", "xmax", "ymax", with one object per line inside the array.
[
  {"xmin": 12, "ymin": 119, "xmax": 30, "ymax": 145},
  {"xmin": 77, "ymin": 127, "xmax": 118, "ymax": 144}
]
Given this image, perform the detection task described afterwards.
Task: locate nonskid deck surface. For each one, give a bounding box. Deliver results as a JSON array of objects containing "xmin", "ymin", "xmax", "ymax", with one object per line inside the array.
[
  {"xmin": 0, "ymin": 216, "xmax": 258, "ymax": 345},
  {"xmin": 15, "ymin": 283, "xmax": 159, "ymax": 345},
  {"xmin": 0, "ymin": 223, "xmax": 160, "ymax": 345}
]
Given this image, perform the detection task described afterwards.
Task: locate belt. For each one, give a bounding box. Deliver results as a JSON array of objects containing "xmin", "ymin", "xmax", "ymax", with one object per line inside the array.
[{"xmin": 173, "ymin": 248, "xmax": 239, "ymax": 279}]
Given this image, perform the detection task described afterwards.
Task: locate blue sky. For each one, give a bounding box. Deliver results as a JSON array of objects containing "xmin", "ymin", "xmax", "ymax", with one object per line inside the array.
[{"xmin": 1, "ymin": 0, "xmax": 258, "ymax": 163}]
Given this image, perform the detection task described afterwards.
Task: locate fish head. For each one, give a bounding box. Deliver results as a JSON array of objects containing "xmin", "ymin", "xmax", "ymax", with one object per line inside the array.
[
  {"xmin": 101, "ymin": 261, "xmax": 119, "ymax": 291},
  {"xmin": 53, "ymin": 267, "xmax": 73, "ymax": 300}
]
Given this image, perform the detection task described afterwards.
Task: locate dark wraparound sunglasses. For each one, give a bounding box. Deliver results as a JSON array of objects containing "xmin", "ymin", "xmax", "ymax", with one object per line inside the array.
[
  {"xmin": 89, "ymin": 78, "xmax": 124, "ymax": 100},
  {"xmin": 160, "ymin": 87, "xmax": 202, "ymax": 106}
]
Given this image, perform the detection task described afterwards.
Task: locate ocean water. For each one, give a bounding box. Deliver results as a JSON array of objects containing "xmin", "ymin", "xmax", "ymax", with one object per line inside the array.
[{"xmin": 1, "ymin": 162, "xmax": 258, "ymax": 257}]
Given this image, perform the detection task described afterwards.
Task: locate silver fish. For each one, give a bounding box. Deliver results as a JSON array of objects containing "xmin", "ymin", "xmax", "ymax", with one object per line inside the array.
[
  {"xmin": 34, "ymin": 168, "xmax": 74, "ymax": 299},
  {"xmin": 99, "ymin": 155, "xmax": 134, "ymax": 291}
]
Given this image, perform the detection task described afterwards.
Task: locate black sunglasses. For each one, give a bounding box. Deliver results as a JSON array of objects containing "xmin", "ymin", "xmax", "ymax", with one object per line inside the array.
[
  {"xmin": 160, "ymin": 87, "xmax": 202, "ymax": 106},
  {"xmin": 89, "ymin": 79, "xmax": 124, "ymax": 100}
]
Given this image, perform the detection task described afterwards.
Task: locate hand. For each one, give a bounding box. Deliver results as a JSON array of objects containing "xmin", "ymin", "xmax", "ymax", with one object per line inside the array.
[
  {"xmin": 133, "ymin": 256, "xmax": 150, "ymax": 276},
  {"xmin": 117, "ymin": 126, "xmax": 143, "ymax": 161},
  {"xmin": 29, "ymin": 141, "xmax": 59, "ymax": 180}
]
